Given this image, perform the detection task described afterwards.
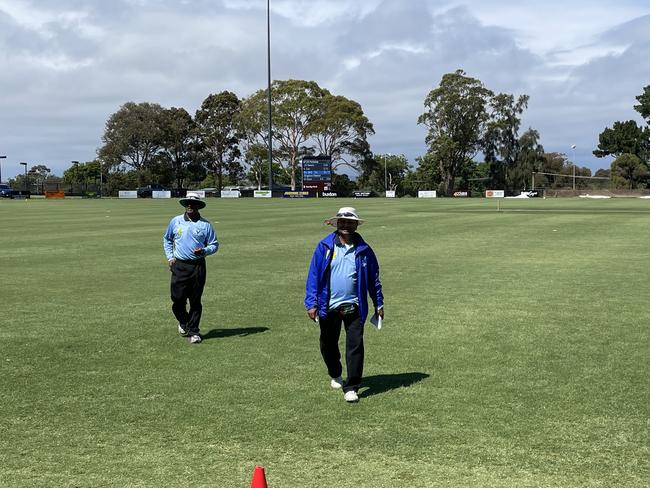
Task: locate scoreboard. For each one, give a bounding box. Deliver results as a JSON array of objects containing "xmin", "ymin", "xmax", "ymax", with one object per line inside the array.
[{"xmin": 302, "ymin": 156, "xmax": 332, "ymax": 191}]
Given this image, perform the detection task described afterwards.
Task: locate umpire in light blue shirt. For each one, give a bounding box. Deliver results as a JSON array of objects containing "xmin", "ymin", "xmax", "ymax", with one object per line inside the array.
[
  {"xmin": 163, "ymin": 192, "xmax": 219, "ymax": 344},
  {"xmin": 305, "ymin": 207, "xmax": 384, "ymax": 403}
]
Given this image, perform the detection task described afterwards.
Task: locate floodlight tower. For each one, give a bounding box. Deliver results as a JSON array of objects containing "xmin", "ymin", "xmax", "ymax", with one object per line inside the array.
[
  {"xmin": 0, "ymin": 155, "xmax": 6, "ymax": 183},
  {"xmin": 20, "ymin": 162, "xmax": 27, "ymax": 190},
  {"xmin": 266, "ymin": 0, "xmax": 273, "ymax": 194},
  {"xmin": 383, "ymin": 153, "xmax": 393, "ymax": 191},
  {"xmin": 571, "ymin": 144, "xmax": 576, "ymax": 190}
]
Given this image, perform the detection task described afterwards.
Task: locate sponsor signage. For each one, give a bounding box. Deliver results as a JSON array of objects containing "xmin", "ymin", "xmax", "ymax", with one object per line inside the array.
[
  {"xmin": 221, "ymin": 190, "xmax": 240, "ymax": 198},
  {"xmin": 353, "ymin": 191, "xmax": 372, "ymax": 198},
  {"xmin": 283, "ymin": 191, "xmax": 311, "ymax": 198},
  {"xmin": 418, "ymin": 190, "xmax": 437, "ymax": 198},
  {"xmin": 453, "ymin": 191, "xmax": 470, "ymax": 197},
  {"xmin": 119, "ymin": 190, "xmax": 137, "ymax": 198},
  {"xmin": 485, "ymin": 190, "xmax": 505, "ymax": 198},
  {"xmin": 253, "ymin": 190, "xmax": 272, "ymax": 198},
  {"xmin": 152, "ymin": 190, "xmax": 171, "ymax": 199},
  {"xmin": 385, "ymin": 190, "xmax": 396, "ymax": 198},
  {"xmin": 321, "ymin": 191, "xmax": 338, "ymax": 197}
]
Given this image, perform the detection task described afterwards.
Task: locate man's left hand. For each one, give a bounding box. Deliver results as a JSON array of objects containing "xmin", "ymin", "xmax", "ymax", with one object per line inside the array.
[
  {"xmin": 376, "ymin": 307, "xmax": 384, "ymax": 319},
  {"xmin": 192, "ymin": 247, "xmax": 204, "ymax": 256}
]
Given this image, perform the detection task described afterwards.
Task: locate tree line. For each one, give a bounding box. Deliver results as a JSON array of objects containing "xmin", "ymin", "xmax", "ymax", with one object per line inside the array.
[{"xmin": 11, "ymin": 72, "xmax": 650, "ymax": 195}]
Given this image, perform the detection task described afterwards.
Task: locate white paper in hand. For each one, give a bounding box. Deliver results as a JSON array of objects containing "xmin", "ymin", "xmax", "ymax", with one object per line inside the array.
[{"xmin": 370, "ymin": 313, "xmax": 382, "ymax": 330}]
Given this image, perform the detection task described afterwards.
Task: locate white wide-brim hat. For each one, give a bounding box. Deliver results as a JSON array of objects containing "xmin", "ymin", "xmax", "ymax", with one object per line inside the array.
[
  {"xmin": 179, "ymin": 191, "xmax": 206, "ymax": 209},
  {"xmin": 326, "ymin": 207, "xmax": 364, "ymax": 226}
]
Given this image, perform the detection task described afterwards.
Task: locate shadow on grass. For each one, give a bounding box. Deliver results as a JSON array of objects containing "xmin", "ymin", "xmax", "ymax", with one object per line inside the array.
[
  {"xmin": 202, "ymin": 326, "xmax": 269, "ymax": 340},
  {"xmin": 359, "ymin": 372, "xmax": 429, "ymax": 398}
]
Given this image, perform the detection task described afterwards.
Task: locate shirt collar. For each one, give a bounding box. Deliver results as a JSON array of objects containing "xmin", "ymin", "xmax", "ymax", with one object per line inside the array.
[
  {"xmin": 183, "ymin": 212, "xmax": 201, "ymax": 222},
  {"xmin": 334, "ymin": 233, "xmax": 357, "ymax": 247}
]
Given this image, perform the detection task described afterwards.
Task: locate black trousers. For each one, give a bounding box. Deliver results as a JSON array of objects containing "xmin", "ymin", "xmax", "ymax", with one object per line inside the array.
[
  {"xmin": 319, "ymin": 305, "xmax": 364, "ymax": 393},
  {"xmin": 170, "ymin": 259, "xmax": 206, "ymax": 335}
]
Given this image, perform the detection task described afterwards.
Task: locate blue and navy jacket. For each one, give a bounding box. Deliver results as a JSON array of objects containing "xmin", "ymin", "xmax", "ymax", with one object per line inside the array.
[{"xmin": 305, "ymin": 231, "xmax": 384, "ymax": 325}]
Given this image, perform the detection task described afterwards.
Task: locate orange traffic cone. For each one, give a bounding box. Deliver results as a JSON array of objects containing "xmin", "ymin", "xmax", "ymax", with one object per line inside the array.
[{"xmin": 250, "ymin": 466, "xmax": 268, "ymax": 488}]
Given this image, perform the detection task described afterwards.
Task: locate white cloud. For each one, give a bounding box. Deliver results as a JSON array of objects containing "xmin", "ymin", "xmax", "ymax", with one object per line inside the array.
[
  {"xmin": 224, "ymin": 0, "xmax": 383, "ymax": 26},
  {"xmin": 0, "ymin": 0, "xmax": 649, "ymax": 178}
]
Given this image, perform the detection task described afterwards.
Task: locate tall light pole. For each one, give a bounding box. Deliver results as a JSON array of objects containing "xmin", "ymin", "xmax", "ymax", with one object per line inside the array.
[
  {"xmin": 383, "ymin": 153, "xmax": 392, "ymax": 191},
  {"xmin": 571, "ymin": 144, "xmax": 576, "ymax": 191},
  {"xmin": 71, "ymin": 160, "xmax": 79, "ymax": 194},
  {"xmin": 0, "ymin": 155, "xmax": 6, "ymax": 183},
  {"xmin": 266, "ymin": 0, "xmax": 273, "ymax": 193},
  {"xmin": 20, "ymin": 162, "xmax": 27, "ymax": 191},
  {"xmin": 384, "ymin": 154, "xmax": 387, "ymax": 191}
]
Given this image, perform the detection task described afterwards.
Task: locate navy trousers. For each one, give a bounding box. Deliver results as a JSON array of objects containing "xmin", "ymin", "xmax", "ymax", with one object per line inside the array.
[
  {"xmin": 319, "ymin": 305, "xmax": 364, "ymax": 393},
  {"xmin": 170, "ymin": 259, "xmax": 206, "ymax": 335}
]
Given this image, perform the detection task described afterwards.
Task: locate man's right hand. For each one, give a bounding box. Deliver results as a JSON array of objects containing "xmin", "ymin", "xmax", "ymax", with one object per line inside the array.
[
  {"xmin": 307, "ymin": 308, "xmax": 318, "ymax": 322},
  {"xmin": 168, "ymin": 258, "xmax": 176, "ymax": 269}
]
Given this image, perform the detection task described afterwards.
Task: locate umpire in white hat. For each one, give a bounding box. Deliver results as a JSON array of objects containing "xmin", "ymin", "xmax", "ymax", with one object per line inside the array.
[
  {"xmin": 163, "ymin": 192, "xmax": 219, "ymax": 344},
  {"xmin": 305, "ymin": 207, "xmax": 384, "ymax": 402}
]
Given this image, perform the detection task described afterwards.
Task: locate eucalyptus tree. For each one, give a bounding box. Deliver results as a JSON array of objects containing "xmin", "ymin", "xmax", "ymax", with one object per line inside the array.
[
  {"xmin": 243, "ymin": 142, "xmax": 267, "ymax": 189},
  {"xmin": 240, "ymin": 79, "xmax": 328, "ymax": 190},
  {"xmin": 357, "ymin": 153, "xmax": 409, "ymax": 192},
  {"xmin": 27, "ymin": 164, "xmax": 51, "ymax": 193},
  {"xmin": 408, "ymin": 153, "xmax": 443, "ymax": 193},
  {"xmin": 158, "ymin": 107, "xmax": 197, "ymax": 189},
  {"xmin": 483, "ymin": 93, "xmax": 529, "ymax": 189},
  {"xmin": 242, "ymin": 142, "xmax": 285, "ymax": 189},
  {"xmin": 63, "ymin": 161, "xmax": 100, "ymax": 192},
  {"xmin": 309, "ymin": 94, "xmax": 374, "ymax": 171},
  {"xmin": 510, "ymin": 128, "xmax": 545, "ymax": 190},
  {"xmin": 418, "ymin": 70, "xmax": 493, "ymax": 195},
  {"xmin": 537, "ymin": 152, "xmax": 567, "ymax": 189},
  {"xmin": 98, "ymin": 102, "xmax": 165, "ymax": 185},
  {"xmin": 195, "ymin": 91, "xmax": 243, "ymax": 190}
]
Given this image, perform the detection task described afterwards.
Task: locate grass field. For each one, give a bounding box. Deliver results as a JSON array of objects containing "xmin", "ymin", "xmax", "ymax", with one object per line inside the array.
[{"xmin": 0, "ymin": 197, "xmax": 648, "ymax": 487}]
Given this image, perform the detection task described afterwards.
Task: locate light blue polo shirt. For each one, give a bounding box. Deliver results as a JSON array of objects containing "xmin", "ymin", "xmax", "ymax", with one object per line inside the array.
[
  {"xmin": 328, "ymin": 241, "xmax": 358, "ymax": 310},
  {"xmin": 163, "ymin": 214, "xmax": 219, "ymax": 261}
]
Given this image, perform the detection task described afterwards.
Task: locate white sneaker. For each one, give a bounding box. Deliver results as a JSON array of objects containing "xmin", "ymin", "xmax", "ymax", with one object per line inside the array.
[
  {"xmin": 330, "ymin": 376, "xmax": 344, "ymax": 389},
  {"xmin": 343, "ymin": 390, "xmax": 359, "ymax": 403},
  {"xmin": 178, "ymin": 324, "xmax": 189, "ymax": 336},
  {"xmin": 189, "ymin": 334, "xmax": 202, "ymax": 344}
]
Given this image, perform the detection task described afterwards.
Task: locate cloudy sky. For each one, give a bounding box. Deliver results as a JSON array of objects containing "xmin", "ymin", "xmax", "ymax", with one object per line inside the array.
[{"xmin": 1, "ymin": 0, "xmax": 649, "ymax": 180}]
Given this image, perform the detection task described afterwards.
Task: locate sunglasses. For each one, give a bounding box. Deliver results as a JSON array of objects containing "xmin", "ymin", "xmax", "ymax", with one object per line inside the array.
[{"xmin": 337, "ymin": 212, "xmax": 357, "ymax": 218}]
